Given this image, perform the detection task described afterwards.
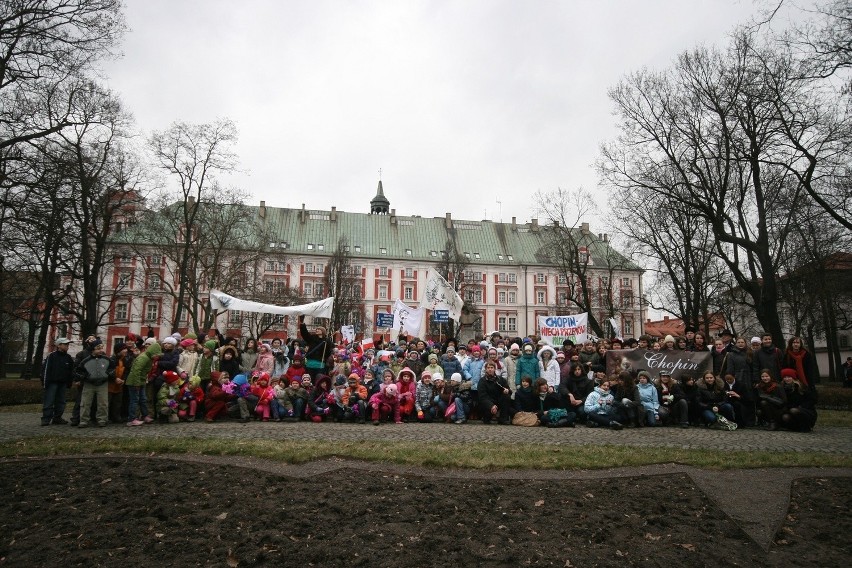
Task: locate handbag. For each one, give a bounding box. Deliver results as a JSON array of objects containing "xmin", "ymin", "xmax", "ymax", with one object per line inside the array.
[
  {"xmin": 444, "ymin": 402, "xmax": 456, "ymax": 418},
  {"xmin": 511, "ymin": 411, "xmax": 540, "ymax": 427}
]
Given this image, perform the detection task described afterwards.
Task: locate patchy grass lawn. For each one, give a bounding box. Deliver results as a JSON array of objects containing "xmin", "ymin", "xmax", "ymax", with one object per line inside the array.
[{"xmin": 1, "ymin": 436, "xmax": 850, "ymax": 470}]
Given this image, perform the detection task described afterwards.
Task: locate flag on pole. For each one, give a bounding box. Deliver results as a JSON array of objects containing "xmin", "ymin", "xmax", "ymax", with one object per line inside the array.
[
  {"xmin": 392, "ymin": 299, "xmax": 425, "ymax": 338},
  {"xmin": 608, "ymin": 318, "xmax": 621, "ymax": 339},
  {"xmin": 420, "ymin": 268, "xmax": 463, "ymax": 322}
]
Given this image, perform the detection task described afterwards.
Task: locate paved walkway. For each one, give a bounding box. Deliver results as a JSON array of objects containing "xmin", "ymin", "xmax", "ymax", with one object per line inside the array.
[{"xmin": 4, "ymin": 412, "xmax": 851, "ymax": 454}]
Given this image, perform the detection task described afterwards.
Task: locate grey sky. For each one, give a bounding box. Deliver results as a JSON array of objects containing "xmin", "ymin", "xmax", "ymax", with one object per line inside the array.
[{"xmin": 102, "ymin": 0, "xmax": 766, "ymax": 229}]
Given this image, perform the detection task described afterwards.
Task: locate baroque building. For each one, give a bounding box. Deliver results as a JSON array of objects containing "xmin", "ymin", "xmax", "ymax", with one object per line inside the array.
[{"xmin": 89, "ymin": 182, "xmax": 646, "ymax": 352}]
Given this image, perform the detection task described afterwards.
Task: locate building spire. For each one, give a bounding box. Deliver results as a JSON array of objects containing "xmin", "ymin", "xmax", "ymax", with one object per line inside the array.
[{"xmin": 370, "ymin": 174, "xmax": 390, "ymax": 214}]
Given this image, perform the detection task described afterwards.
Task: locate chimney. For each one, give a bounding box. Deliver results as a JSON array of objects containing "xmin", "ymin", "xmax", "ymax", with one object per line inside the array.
[
  {"xmin": 390, "ymin": 208, "xmax": 397, "ymax": 225},
  {"xmin": 299, "ymin": 203, "xmax": 306, "ymax": 223},
  {"xmin": 330, "ymin": 206, "xmax": 337, "ymax": 222},
  {"xmin": 511, "ymin": 216, "xmax": 516, "ymax": 229},
  {"xmin": 259, "ymin": 200, "xmax": 266, "ymax": 218},
  {"xmin": 604, "ymin": 233, "xmax": 609, "ymax": 242},
  {"xmin": 530, "ymin": 218, "xmax": 539, "ymax": 232},
  {"xmin": 581, "ymin": 222, "xmax": 590, "ymax": 235},
  {"xmin": 445, "ymin": 212, "xmax": 452, "ymax": 229}
]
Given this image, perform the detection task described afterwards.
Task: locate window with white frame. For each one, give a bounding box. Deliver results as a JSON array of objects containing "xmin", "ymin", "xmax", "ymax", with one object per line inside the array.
[
  {"xmin": 404, "ymin": 267, "xmax": 413, "ymax": 278},
  {"xmin": 508, "ymin": 291, "xmax": 516, "ymax": 303},
  {"xmin": 148, "ymin": 273, "xmax": 161, "ymax": 290},
  {"xmin": 317, "ymin": 244, "xmax": 324, "ymax": 251},
  {"xmin": 145, "ymin": 302, "xmax": 159, "ymax": 324},
  {"xmin": 498, "ymin": 316, "xmax": 507, "ymax": 331},
  {"xmin": 354, "ymin": 245, "xmax": 361, "ymax": 253},
  {"xmin": 378, "ymin": 285, "xmax": 388, "ymax": 299},
  {"xmin": 354, "ymin": 284, "xmax": 362, "ymax": 297},
  {"xmin": 115, "ymin": 302, "xmax": 128, "ymax": 322},
  {"xmin": 465, "ymin": 289, "xmax": 483, "ymax": 303},
  {"xmin": 536, "ymin": 273, "xmax": 545, "ymax": 284},
  {"xmin": 498, "ymin": 273, "xmax": 507, "ymax": 283},
  {"xmin": 622, "ymin": 291, "xmax": 634, "ymax": 308},
  {"xmin": 558, "ymin": 274, "xmax": 567, "ymax": 284},
  {"xmin": 473, "ymin": 252, "xmax": 480, "ymax": 259},
  {"xmin": 507, "ymin": 255, "xmax": 514, "ymax": 261},
  {"xmin": 265, "ymin": 280, "xmax": 274, "ymax": 294},
  {"xmin": 229, "ymin": 310, "xmax": 242, "ymax": 324},
  {"xmin": 508, "ymin": 316, "xmax": 517, "ymax": 332},
  {"xmin": 307, "ymin": 243, "xmax": 314, "ymax": 250},
  {"xmin": 537, "ymin": 290, "xmax": 545, "ymax": 304},
  {"xmin": 498, "ymin": 290, "xmax": 507, "ymax": 304},
  {"xmin": 379, "ymin": 266, "xmax": 388, "ymax": 277},
  {"xmin": 404, "ymin": 286, "xmax": 413, "ymax": 301},
  {"xmin": 405, "ymin": 249, "xmax": 412, "ymax": 256},
  {"xmin": 624, "ymin": 321, "xmax": 633, "ymax": 336},
  {"xmin": 380, "ymin": 247, "xmax": 387, "ymax": 255},
  {"xmin": 150, "ymin": 255, "xmax": 161, "ymax": 266},
  {"xmin": 118, "ymin": 272, "xmax": 132, "ymax": 287},
  {"xmin": 622, "ymin": 277, "xmax": 632, "ymax": 287},
  {"xmin": 508, "ymin": 273, "xmax": 517, "ymax": 283},
  {"xmin": 430, "ymin": 250, "xmax": 437, "ymax": 257},
  {"xmin": 314, "ymin": 283, "xmax": 324, "ymax": 297},
  {"xmin": 305, "ymin": 262, "xmax": 313, "ymax": 273},
  {"xmin": 315, "ymin": 263, "xmax": 324, "ymax": 274},
  {"xmin": 266, "ymin": 261, "xmax": 276, "ymax": 271},
  {"xmin": 303, "ymin": 282, "xmax": 313, "ymax": 296}
]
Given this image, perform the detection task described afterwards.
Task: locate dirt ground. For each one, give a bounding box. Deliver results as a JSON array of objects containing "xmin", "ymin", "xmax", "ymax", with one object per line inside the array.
[{"xmin": 0, "ymin": 457, "xmax": 848, "ymax": 567}]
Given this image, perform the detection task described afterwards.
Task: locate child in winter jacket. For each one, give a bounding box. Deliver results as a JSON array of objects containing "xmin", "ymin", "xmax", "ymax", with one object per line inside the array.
[
  {"xmin": 306, "ymin": 374, "xmax": 333, "ymax": 422},
  {"xmin": 204, "ymin": 374, "xmax": 238, "ymax": 422},
  {"xmin": 396, "ymin": 368, "xmax": 417, "ymax": 421},
  {"xmin": 177, "ymin": 375, "xmax": 204, "ymax": 421},
  {"xmin": 637, "ymin": 371, "xmax": 661, "ymax": 426},
  {"xmin": 584, "ymin": 381, "xmax": 624, "ymax": 430},
  {"xmin": 251, "ymin": 373, "xmax": 274, "ymax": 421},
  {"xmin": 369, "ymin": 383, "xmax": 401, "ymax": 425},
  {"xmin": 158, "ymin": 371, "xmax": 182, "ymax": 424},
  {"xmin": 341, "ymin": 373, "xmax": 368, "ymax": 423},
  {"xmin": 415, "ymin": 371, "xmax": 436, "ymax": 421}
]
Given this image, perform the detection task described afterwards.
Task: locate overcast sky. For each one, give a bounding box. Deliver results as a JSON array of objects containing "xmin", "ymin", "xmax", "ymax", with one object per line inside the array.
[{"xmin": 101, "ymin": 0, "xmax": 774, "ymax": 229}]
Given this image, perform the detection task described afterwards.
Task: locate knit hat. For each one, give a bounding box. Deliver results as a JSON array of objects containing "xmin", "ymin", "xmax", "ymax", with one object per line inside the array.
[
  {"xmin": 171, "ymin": 332, "xmax": 182, "ymax": 340},
  {"xmin": 334, "ymin": 375, "xmax": 347, "ymax": 387},
  {"xmin": 348, "ymin": 373, "xmax": 360, "ymax": 381},
  {"xmin": 204, "ymin": 340, "xmax": 217, "ymax": 351},
  {"xmin": 750, "ymin": 336, "xmax": 761, "ymax": 344},
  {"xmin": 232, "ymin": 374, "xmax": 248, "ymax": 386},
  {"xmin": 162, "ymin": 336, "xmax": 177, "ymax": 346},
  {"xmin": 432, "ymin": 373, "xmax": 444, "ymax": 382},
  {"xmin": 163, "ymin": 371, "xmax": 180, "ymax": 384},
  {"xmin": 637, "ymin": 370, "xmax": 652, "ymax": 381},
  {"xmin": 398, "ymin": 368, "xmax": 415, "ymax": 381},
  {"xmin": 446, "ymin": 346, "xmax": 456, "ymax": 353},
  {"xmin": 179, "ymin": 338, "xmax": 196, "ymax": 348},
  {"xmin": 663, "ymin": 335, "xmax": 675, "ymax": 344},
  {"xmin": 450, "ymin": 372, "xmax": 462, "ymax": 383},
  {"xmin": 185, "ymin": 332, "xmax": 198, "ymax": 340},
  {"xmin": 256, "ymin": 372, "xmax": 270, "ymax": 385},
  {"xmin": 470, "ymin": 345, "xmax": 481, "ymax": 353},
  {"xmin": 510, "ymin": 343, "xmax": 520, "ymax": 351},
  {"xmin": 428, "ymin": 353, "xmax": 438, "ymax": 362},
  {"xmin": 144, "ymin": 337, "xmax": 157, "ymax": 346},
  {"xmin": 781, "ymin": 368, "xmax": 798, "ymax": 379}
]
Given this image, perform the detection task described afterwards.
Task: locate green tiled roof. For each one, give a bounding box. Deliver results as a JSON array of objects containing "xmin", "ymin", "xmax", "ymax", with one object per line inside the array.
[{"xmin": 258, "ymin": 206, "xmax": 641, "ymax": 271}]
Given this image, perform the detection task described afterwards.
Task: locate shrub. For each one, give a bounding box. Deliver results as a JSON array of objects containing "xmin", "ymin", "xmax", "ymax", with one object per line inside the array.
[
  {"xmin": 0, "ymin": 379, "xmax": 44, "ymax": 406},
  {"xmin": 816, "ymin": 386, "xmax": 852, "ymax": 411}
]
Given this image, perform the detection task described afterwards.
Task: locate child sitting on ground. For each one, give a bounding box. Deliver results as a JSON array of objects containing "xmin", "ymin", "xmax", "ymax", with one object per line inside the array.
[
  {"xmin": 251, "ymin": 372, "xmax": 274, "ymax": 421},
  {"xmin": 205, "ymin": 373, "xmax": 237, "ymax": 422},
  {"xmin": 158, "ymin": 371, "xmax": 182, "ymax": 424},
  {"xmin": 415, "ymin": 371, "xmax": 436, "ymax": 422},
  {"xmin": 369, "ymin": 383, "xmax": 401, "ymax": 425},
  {"xmin": 178, "ymin": 375, "xmax": 204, "ymax": 422},
  {"xmin": 396, "ymin": 368, "xmax": 417, "ymax": 421}
]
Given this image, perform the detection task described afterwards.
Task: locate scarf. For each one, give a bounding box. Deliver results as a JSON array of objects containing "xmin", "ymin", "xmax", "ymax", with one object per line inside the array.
[{"xmin": 787, "ymin": 349, "xmax": 809, "ymax": 388}]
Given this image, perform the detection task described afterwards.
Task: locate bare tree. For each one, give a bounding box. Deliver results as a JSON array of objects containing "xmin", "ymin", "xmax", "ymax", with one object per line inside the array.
[
  {"xmin": 323, "ymin": 236, "xmax": 367, "ymax": 335},
  {"xmin": 598, "ymin": 30, "xmax": 836, "ymax": 344},
  {"xmin": 148, "ymin": 119, "xmax": 238, "ymax": 332}
]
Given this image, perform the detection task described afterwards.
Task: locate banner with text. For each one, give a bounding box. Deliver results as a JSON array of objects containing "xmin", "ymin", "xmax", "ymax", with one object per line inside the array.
[
  {"xmin": 605, "ymin": 349, "xmax": 712, "ymax": 382},
  {"xmin": 537, "ymin": 313, "xmax": 589, "ymax": 346}
]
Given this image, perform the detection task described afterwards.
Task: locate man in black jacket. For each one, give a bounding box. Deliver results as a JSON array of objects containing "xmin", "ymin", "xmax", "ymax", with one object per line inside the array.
[
  {"xmin": 299, "ymin": 315, "xmax": 331, "ymax": 379},
  {"xmin": 41, "ymin": 338, "xmax": 75, "ymax": 426},
  {"xmin": 478, "ymin": 361, "xmax": 512, "ymax": 425}
]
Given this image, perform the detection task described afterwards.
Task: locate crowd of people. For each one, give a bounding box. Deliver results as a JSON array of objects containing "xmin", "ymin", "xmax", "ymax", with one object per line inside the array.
[{"xmin": 40, "ymin": 320, "xmax": 819, "ymax": 433}]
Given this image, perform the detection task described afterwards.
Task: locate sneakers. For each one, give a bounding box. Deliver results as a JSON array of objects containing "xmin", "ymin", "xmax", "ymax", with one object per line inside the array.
[
  {"xmin": 127, "ymin": 419, "xmax": 144, "ymax": 427},
  {"xmin": 454, "ymin": 418, "xmax": 467, "ymax": 424},
  {"xmin": 610, "ymin": 421, "xmax": 624, "ymax": 431},
  {"xmin": 167, "ymin": 414, "xmax": 179, "ymax": 423},
  {"xmin": 143, "ymin": 416, "xmax": 154, "ymax": 424}
]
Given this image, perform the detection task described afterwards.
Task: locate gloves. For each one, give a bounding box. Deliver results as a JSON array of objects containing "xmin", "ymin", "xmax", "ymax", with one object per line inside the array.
[{"xmin": 417, "ymin": 410, "xmax": 424, "ymax": 419}]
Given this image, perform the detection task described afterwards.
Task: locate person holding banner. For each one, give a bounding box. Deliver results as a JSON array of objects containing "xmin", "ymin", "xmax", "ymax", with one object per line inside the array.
[{"xmin": 299, "ymin": 315, "xmax": 331, "ymax": 379}]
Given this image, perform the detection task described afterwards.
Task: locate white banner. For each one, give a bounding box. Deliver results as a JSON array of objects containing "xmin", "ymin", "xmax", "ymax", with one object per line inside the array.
[
  {"xmin": 209, "ymin": 289, "xmax": 334, "ymax": 319},
  {"xmin": 420, "ymin": 268, "xmax": 463, "ymax": 322},
  {"xmin": 341, "ymin": 325, "xmax": 355, "ymax": 344},
  {"xmin": 537, "ymin": 313, "xmax": 589, "ymax": 346},
  {"xmin": 392, "ymin": 299, "xmax": 424, "ymax": 338}
]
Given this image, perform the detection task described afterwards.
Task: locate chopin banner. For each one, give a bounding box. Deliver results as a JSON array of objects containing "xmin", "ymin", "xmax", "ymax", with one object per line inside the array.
[
  {"xmin": 605, "ymin": 349, "xmax": 712, "ymax": 382},
  {"xmin": 537, "ymin": 313, "xmax": 588, "ymax": 346}
]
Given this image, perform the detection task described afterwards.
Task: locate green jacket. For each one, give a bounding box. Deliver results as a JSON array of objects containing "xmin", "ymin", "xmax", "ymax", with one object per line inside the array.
[{"xmin": 126, "ymin": 342, "xmax": 162, "ymax": 387}]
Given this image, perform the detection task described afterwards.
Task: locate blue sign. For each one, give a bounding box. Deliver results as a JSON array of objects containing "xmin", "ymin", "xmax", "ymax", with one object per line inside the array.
[
  {"xmin": 433, "ymin": 310, "xmax": 449, "ymax": 323},
  {"xmin": 376, "ymin": 312, "xmax": 394, "ymax": 328}
]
